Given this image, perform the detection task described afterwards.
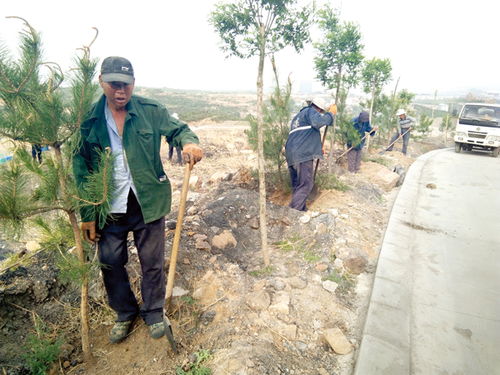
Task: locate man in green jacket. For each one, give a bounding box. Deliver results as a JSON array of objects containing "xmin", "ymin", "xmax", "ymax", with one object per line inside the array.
[{"xmin": 73, "ymin": 56, "xmax": 203, "ymax": 343}]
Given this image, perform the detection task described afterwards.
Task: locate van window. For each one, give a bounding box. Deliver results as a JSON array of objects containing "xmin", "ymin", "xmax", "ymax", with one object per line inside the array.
[{"xmin": 459, "ymin": 105, "xmax": 500, "ymax": 127}]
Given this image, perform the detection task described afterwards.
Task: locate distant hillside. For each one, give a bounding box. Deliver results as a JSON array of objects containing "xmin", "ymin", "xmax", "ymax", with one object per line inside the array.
[{"xmin": 135, "ymin": 87, "xmax": 257, "ymax": 123}]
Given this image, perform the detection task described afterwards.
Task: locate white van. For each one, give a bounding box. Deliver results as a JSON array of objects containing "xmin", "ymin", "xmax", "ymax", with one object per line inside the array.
[{"xmin": 454, "ymin": 103, "xmax": 500, "ymax": 157}]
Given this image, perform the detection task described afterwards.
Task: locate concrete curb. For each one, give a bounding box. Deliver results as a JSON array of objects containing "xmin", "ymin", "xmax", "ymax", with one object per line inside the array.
[{"xmin": 353, "ymin": 148, "xmax": 449, "ymax": 374}]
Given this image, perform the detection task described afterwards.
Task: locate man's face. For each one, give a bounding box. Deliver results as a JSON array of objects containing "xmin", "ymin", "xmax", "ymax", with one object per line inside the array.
[{"xmin": 100, "ymin": 78, "xmax": 135, "ymax": 110}]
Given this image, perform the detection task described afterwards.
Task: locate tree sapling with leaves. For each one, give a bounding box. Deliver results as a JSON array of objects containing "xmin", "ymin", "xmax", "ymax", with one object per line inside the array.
[
  {"xmin": 210, "ymin": 0, "xmax": 312, "ymax": 266},
  {"xmin": 0, "ymin": 17, "xmax": 110, "ymax": 362}
]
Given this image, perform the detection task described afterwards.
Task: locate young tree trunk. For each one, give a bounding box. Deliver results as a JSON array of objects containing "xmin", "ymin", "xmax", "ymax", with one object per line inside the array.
[
  {"xmin": 54, "ymin": 145, "xmax": 93, "ymax": 362},
  {"xmin": 327, "ymin": 78, "xmax": 341, "ymax": 174},
  {"xmin": 367, "ymin": 85, "xmax": 376, "ymax": 150},
  {"xmin": 256, "ymin": 24, "xmax": 270, "ymax": 267}
]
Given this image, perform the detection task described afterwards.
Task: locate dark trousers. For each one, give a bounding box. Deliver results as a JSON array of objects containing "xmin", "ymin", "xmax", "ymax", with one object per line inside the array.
[
  {"xmin": 98, "ymin": 190, "xmax": 165, "ymax": 325},
  {"xmin": 387, "ymin": 128, "xmax": 411, "ymax": 155},
  {"xmin": 168, "ymin": 145, "xmax": 183, "ymax": 165},
  {"xmin": 289, "ymin": 159, "xmax": 314, "ymax": 211},
  {"xmin": 31, "ymin": 145, "xmax": 42, "ymax": 163},
  {"xmin": 347, "ymin": 148, "xmax": 363, "ymax": 172}
]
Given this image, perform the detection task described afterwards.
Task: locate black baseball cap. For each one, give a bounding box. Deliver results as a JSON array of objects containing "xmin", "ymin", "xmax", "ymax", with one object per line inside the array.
[{"xmin": 100, "ymin": 56, "xmax": 135, "ymax": 84}]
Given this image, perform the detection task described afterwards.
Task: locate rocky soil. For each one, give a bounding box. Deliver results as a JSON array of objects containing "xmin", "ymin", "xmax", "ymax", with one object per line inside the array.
[{"xmin": 0, "ymin": 122, "xmax": 443, "ymax": 375}]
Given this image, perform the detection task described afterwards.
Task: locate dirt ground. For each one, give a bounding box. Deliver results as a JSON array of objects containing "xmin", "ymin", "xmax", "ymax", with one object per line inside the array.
[{"xmin": 0, "ymin": 121, "xmax": 444, "ymax": 375}]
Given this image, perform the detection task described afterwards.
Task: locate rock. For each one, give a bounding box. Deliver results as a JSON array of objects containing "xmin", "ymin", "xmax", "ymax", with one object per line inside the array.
[
  {"xmin": 393, "ymin": 164, "xmax": 406, "ymax": 186},
  {"xmin": 245, "ymin": 290, "xmax": 271, "ymax": 311},
  {"xmin": 187, "ymin": 206, "xmax": 198, "ymax": 216},
  {"xmin": 259, "ymin": 312, "xmax": 297, "ymax": 340},
  {"xmin": 32, "ymin": 280, "xmax": 49, "ymax": 302},
  {"xmin": 310, "ymin": 211, "xmax": 320, "ymax": 218},
  {"xmin": 268, "ymin": 278, "xmax": 286, "ymax": 291},
  {"xmin": 172, "ymin": 287, "xmax": 189, "ymax": 297},
  {"xmin": 344, "ymin": 253, "xmax": 368, "ymax": 274},
  {"xmin": 182, "ymin": 258, "xmax": 191, "ymax": 265},
  {"xmin": 360, "ymin": 161, "xmax": 400, "ymax": 192},
  {"xmin": 288, "ymin": 277, "xmax": 307, "ymax": 289},
  {"xmin": 322, "ymin": 280, "xmax": 338, "ymax": 293},
  {"xmin": 166, "ymin": 220, "xmax": 177, "ymax": 230},
  {"xmin": 200, "ymin": 310, "xmax": 216, "ymax": 325},
  {"xmin": 209, "ymin": 171, "xmax": 232, "ymax": 184},
  {"xmin": 281, "ymin": 217, "xmax": 292, "ymax": 226},
  {"xmin": 315, "ymin": 263, "xmax": 328, "ymax": 272},
  {"xmin": 59, "ymin": 343, "xmax": 75, "ymax": 358},
  {"xmin": 269, "ymin": 291, "xmax": 290, "ymax": 315},
  {"xmin": 280, "ymin": 324, "xmax": 298, "ymax": 340},
  {"xmin": 328, "ymin": 208, "xmax": 339, "ymax": 217},
  {"xmin": 25, "ymin": 241, "xmax": 41, "ymax": 252},
  {"xmin": 318, "ymin": 368, "xmax": 329, "ymax": 375},
  {"xmin": 192, "ymin": 271, "xmax": 221, "ymax": 304},
  {"xmin": 211, "ymin": 230, "xmax": 237, "ymax": 249},
  {"xmin": 195, "ymin": 238, "xmax": 211, "ymax": 251},
  {"xmin": 299, "ymin": 214, "xmax": 311, "ymax": 224},
  {"xmin": 189, "ymin": 175, "xmax": 202, "ymax": 190},
  {"xmin": 248, "ymin": 216, "xmax": 259, "ymax": 229},
  {"xmin": 324, "ymin": 327, "xmax": 353, "ymax": 354}
]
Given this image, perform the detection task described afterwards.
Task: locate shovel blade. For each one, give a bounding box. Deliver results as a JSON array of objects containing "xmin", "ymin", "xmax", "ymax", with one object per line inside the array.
[{"xmin": 164, "ymin": 316, "xmax": 178, "ymax": 354}]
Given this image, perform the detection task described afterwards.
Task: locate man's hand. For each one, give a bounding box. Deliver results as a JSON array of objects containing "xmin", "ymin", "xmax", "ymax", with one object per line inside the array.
[
  {"xmin": 182, "ymin": 143, "xmax": 203, "ymax": 165},
  {"xmin": 81, "ymin": 221, "xmax": 99, "ymax": 244},
  {"xmin": 328, "ymin": 104, "xmax": 337, "ymax": 115}
]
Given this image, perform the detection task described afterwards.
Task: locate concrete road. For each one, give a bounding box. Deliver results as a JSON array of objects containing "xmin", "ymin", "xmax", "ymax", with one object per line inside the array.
[{"xmin": 354, "ymin": 148, "xmax": 500, "ymax": 375}]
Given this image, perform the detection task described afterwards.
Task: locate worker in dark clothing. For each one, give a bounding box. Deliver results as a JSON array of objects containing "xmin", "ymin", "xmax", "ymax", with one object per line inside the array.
[
  {"xmin": 386, "ymin": 108, "xmax": 415, "ymax": 155},
  {"xmin": 285, "ymin": 97, "xmax": 336, "ymax": 211},
  {"xmin": 346, "ymin": 111, "xmax": 377, "ymax": 173},
  {"xmin": 73, "ymin": 56, "xmax": 202, "ymax": 344},
  {"xmin": 31, "ymin": 144, "xmax": 42, "ymax": 163}
]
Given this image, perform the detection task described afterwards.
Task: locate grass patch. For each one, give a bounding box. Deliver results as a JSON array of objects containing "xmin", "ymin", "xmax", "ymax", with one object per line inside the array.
[
  {"xmin": 176, "ymin": 349, "xmax": 212, "ymax": 375},
  {"xmin": 315, "ymin": 173, "xmax": 350, "ymax": 192},
  {"xmin": 366, "ymin": 156, "xmax": 391, "ymax": 168},
  {"xmin": 248, "ymin": 265, "xmax": 275, "ymax": 277},
  {"xmin": 275, "ymin": 235, "xmax": 320, "ymax": 263},
  {"xmin": 323, "ymin": 269, "xmax": 355, "ymax": 295},
  {"xmin": 303, "ymin": 250, "xmax": 321, "ymax": 263},
  {"xmin": 22, "ymin": 317, "xmax": 62, "ymax": 375}
]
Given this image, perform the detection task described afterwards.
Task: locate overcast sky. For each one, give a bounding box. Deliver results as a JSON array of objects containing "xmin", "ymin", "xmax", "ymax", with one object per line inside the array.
[{"xmin": 1, "ymin": 0, "xmax": 498, "ymax": 96}]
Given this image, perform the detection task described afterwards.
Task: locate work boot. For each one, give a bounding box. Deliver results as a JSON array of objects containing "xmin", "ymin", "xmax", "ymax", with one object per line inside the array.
[
  {"xmin": 109, "ymin": 320, "xmax": 134, "ymax": 343},
  {"xmin": 148, "ymin": 321, "xmax": 165, "ymax": 339}
]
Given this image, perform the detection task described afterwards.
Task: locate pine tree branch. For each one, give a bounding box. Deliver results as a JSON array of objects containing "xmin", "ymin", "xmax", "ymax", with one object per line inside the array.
[
  {"xmin": 72, "ymin": 147, "xmax": 112, "ymax": 206},
  {"xmin": 2, "ymin": 17, "xmax": 39, "ymax": 95},
  {"xmin": 0, "ymin": 248, "xmax": 45, "ymax": 273}
]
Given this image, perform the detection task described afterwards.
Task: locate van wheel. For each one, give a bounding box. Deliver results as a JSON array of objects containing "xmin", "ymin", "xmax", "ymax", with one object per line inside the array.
[
  {"xmin": 492, "ymin": 147, "xmax": 500, "ymax": 157},
  {"xmin": 454, "ymin": 142, "xmax": 462, "ymax": 153}
]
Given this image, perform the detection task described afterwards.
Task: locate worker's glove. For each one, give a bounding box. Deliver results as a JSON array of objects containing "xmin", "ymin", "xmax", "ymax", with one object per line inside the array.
[
  {"xmin": 328, "ymin": 104, "xmax": 337, "ymax": 115},
  {"xmin": 182, "ymin": 143, "xmax": 203, "ymax": 165},
  {"xmin": 81, "ymin": 221, "xmax": 99, "ymax": 244}
]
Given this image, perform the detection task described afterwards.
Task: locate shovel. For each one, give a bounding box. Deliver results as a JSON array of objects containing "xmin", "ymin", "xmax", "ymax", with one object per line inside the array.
[
  {"xmin": 308, "ymin": 123, "xmax": 330, "ymax": 200},
  {"xmin": 379, "ymin": 127, "xmax": 412, "ymax": 155},
  {"xmin": 334, "ymin": 131, "xmax": 374, "ymax": 163},
  {"xmin": 163, "ymin": 160, "xmax": 193, "ymax": 353}
]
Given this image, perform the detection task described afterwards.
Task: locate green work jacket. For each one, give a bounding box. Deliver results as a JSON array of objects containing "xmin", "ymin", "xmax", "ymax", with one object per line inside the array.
[{"xmin": 73, "ymin": 94, "xmax": 199, "ymax": 224}]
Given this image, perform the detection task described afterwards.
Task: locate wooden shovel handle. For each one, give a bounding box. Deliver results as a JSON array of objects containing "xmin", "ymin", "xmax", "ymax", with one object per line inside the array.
[{"xmin": 165, "ymin": 162, "xmax": 193, "ymax": 305}]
